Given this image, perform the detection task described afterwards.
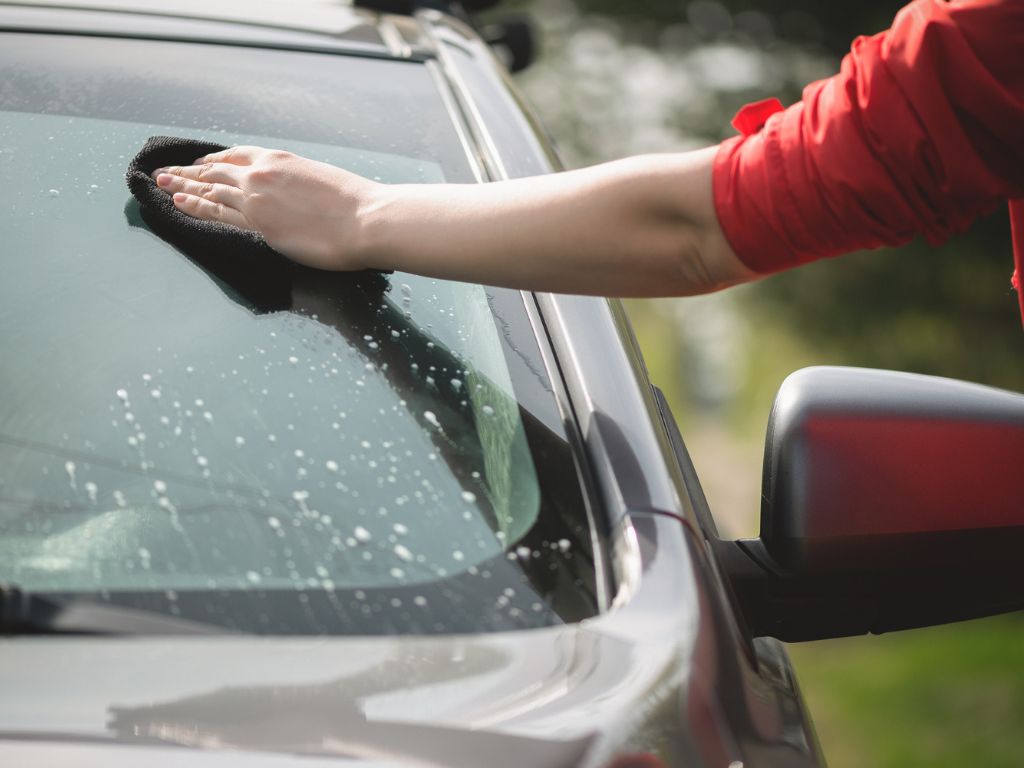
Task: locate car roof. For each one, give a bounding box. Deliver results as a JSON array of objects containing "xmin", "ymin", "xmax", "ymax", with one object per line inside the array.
[
  {"xmin": 6, "ymin": 0, "xmax": 379, "ymax": 32},
  {"xmin": 0, "ymin": 0, "xmax": 438, "ymax": 60}
]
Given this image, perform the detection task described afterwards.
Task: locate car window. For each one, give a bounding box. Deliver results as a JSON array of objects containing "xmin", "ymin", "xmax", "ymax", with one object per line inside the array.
[{"xmin": 0, "ymin": 33, "xmax": 601, "ymax": 634}]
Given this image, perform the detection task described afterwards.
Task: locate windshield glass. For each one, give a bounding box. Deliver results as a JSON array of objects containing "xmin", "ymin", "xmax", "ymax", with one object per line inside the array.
[{"xmin": 0, "ymin": 33, "xmax": 600, "ymax": 634}]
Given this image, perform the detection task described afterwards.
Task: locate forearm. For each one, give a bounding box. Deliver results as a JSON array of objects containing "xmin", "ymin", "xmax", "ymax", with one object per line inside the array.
[
  {"xmin": 156, "ymin": 143, "xmax": 756, "ymax": 296},
  {"xmin": 359, "ymin": 147, "xmax": 756, "ymax": 296}
]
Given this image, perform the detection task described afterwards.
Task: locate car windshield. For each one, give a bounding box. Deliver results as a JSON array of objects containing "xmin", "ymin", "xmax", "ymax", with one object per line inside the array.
[{"xmin": 0, "ymin": 32, "xmax": 601, "ymax": 634}]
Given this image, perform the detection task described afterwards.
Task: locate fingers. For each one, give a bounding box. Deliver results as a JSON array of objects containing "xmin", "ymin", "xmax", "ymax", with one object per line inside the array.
[
  {"xmin": 170, "ymin": 192, "xmax": 253, "ymax": 231},
  {"xmin": 151, "ymin": 160, "xmax": 242, "ymax": 186},
  {"xmin": 155, "ymin": 173, "xmax": 245, "ymax": 208},
  {"xmin": 194, "ymin": 145, "xmax": 263, "ymax": 166}
]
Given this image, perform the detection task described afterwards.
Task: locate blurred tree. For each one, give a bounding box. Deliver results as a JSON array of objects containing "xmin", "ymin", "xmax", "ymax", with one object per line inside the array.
[
  {"xmin": 568, "ymin": 0, "xmax": 905, "ymax": 55},
  {"xmin": 513, "ymin": 0, "xmax": 1024, "ymax": 392}
]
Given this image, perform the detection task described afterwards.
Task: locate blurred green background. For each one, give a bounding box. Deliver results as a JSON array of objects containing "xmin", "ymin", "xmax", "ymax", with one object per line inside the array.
[{"xmin": 500, "ymin": 0, "xmax": 1024, "ymax": 765}]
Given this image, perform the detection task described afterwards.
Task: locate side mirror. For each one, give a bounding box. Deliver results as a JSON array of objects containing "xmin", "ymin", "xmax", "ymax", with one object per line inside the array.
[{"xmin": 721, "ymin": 367, "xmax": 1024, "ymax": 641}]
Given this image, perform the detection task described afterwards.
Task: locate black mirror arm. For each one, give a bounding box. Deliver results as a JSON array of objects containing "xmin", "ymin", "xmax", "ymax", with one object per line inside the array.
[{"xmin": 717, "ymin": 533, "xmax": 1024, "ymax": 643}]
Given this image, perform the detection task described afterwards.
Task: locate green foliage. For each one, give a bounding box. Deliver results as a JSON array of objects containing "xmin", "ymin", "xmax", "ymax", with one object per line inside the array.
[
  {"xmin": 519, "ymin": 0, "xmax": 1024, "ymax": 392},
  {"xmin": 749, "ymin": 208, "xmax": 1024, "ymax": 392},
  {"xmin": 568, "ymin": 0, "xmax": 905, "ymax": 55}
]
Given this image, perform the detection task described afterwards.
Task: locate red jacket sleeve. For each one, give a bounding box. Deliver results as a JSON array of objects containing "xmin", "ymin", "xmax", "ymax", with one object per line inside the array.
[{"xmin": 713, "ymin": 0, "xmax": 1024, "ymax": 274}]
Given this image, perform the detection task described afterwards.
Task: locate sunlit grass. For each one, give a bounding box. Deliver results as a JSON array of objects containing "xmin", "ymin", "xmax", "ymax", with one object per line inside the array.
[{"xmin": 791, "ymin": 617, "xmax": 1024, "ymax": 768}]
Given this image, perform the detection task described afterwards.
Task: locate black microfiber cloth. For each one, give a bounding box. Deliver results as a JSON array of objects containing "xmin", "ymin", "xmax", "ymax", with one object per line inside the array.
[{"xmin": 127, "ymin": 136, "xmax": 294, "ymax": 310}]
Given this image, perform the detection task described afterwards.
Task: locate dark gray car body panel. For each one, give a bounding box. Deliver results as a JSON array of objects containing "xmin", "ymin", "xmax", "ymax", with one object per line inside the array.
[{"xmin": 0, "ymin": 2, "xmax": 824, "ymax": 766}]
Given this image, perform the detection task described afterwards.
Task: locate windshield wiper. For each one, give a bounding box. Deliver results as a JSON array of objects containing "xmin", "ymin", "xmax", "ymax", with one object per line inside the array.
[{"xmin": 0, "ymin": 585, "xmax": 234, "ymax": 636}]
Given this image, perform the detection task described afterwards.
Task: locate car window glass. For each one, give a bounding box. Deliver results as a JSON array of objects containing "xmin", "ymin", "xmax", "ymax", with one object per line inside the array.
[{"xmin": 0, "ymin": 34, "xmax": 600, "ymax": 634}]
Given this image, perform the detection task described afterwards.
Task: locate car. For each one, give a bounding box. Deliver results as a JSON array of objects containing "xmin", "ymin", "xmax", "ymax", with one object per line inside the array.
[{"xmin": 2, "ymin": 1, "xmax": 1022, "ymax": 767}]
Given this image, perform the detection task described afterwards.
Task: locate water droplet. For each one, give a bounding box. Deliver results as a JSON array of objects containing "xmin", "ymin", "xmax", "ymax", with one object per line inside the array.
[
  {"xmin": 557, "ymin": 538, "xmax": 571, "ymax": 552},
  {"xmin": 390, "ymin": 567, "xmax": 405, "ymax": 580},
  {"xmin": 153, "ymin": 480, "xmax": 167, "ymax": 494},
  {"xmin": 150, "ymin": 388, "xmax": 161, "ymax": 400},
  {"xmin": 354, "ymin": 526, "xmax": 372, "ymax": 543},
  {"xmin": 424, "ymin": 411, "xmax": 441, "ymax": 429},
  {"xmin": 413, "ymin": 595, "xmax": 427, "ymax": 607},
  {"xmin": 196, "ymin": 456, "xmax": 209, "ymax": 468},
  {"xmin": 292, "ymin": 490, "xmax": 309, "ymax": 502},
  {"xmin": 48, "ymin": 188, "xmax": 60, "ymax": 197},
  {"xmin": 294, "ymin": 449, "xmax": 305, "ymax": 459},
  {"xmin": 516, "ymin": 545, "xmax": 531, "ymax": 559},
  {"xmin": 246, "ymin": 571, "xmax": 262, "ymax": 584},
  {"xmin": 84, "ymin": 481, "xmax": 98, "ymax": 503},
  {"xmin": 482, "ymin": 405, "xmax": 495, "ymax": 416},
  {"xmin": 326, "ymin": 459, "xmax": 339, "ymax": 472},
  {"xmin": 267, "ymin": 516, "xmax": 281, "ymax": 529},
  {"xmin": 203, "ymin": 411, "xmax": 213, "ymax": 423},
  {"xmin": 393, "ymin": 523, "xmax": 409, "ymax": 535},
  {"xmin": 288, "ymin": 356, "xmax": 298, "ymax": 365},
  {"xmin": 115, "ymin": 388, "xmax": 128, "ymax": 401},
  {"xmin": 235, "ymin": 436, "xmax": 245, "ymax": 446},
  {"xmin": 452, "ymin": 550, "xmax": 465, "ymax": 562},
  {"xmin": 461, "ymin": 490, "xmax": 476, "ymax": 504},
  {"xmin": 394, "ymin": 544, "xmax": 413, "ymax": 562},
  {"xmin": 64, "ymin": 461, "xmax": 76, "ymax": 488}
]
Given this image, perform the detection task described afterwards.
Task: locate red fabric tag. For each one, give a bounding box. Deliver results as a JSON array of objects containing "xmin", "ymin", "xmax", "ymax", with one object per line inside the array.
[{"xmin": 730, "ymin": 97, "xmax": 785, "ymax": 136}]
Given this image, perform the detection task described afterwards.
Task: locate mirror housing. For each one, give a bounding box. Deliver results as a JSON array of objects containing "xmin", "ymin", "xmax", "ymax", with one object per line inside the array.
[{"xmin": 722, "ymin": 367, "xmax": 1024, "ymax": 641}]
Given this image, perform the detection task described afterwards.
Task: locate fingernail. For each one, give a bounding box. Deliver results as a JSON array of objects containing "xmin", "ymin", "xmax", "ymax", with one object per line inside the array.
[
  {"xmin": 173, "ymin": 193, "xmax": 187, "ymax": 203},
  {"xmin": 155, "ymin": 173, "xmax": 170, "ymax": 187},
  {"xmin": 151, "ymin": 167, "xmax": 167, "ymax": 177}
]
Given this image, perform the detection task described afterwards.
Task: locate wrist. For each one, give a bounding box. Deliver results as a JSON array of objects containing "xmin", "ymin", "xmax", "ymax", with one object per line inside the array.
[{"xmin": 349, "ymin": 182, "xmax": 399, "ymax": 272}]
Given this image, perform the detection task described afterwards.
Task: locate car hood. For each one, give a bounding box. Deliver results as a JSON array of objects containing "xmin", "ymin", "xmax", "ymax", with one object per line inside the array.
[
  {"xmin": 0, "ymin": 618, "xmax": 686, "ymax": 767},
  {"xmin": 0, "ymin": 517, "xmax": 816, "ymax": 768}
]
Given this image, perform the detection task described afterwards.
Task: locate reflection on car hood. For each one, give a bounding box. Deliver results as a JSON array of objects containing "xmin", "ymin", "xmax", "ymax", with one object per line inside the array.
[{"xmin": 0, "ymin": 618, "xmax": 688, "ymax": 767}]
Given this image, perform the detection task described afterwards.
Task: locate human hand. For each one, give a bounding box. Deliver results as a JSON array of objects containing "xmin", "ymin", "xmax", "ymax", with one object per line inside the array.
[{"xmin": 151, "ymin": 146, "xmax": 381, "ymax": 271}]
